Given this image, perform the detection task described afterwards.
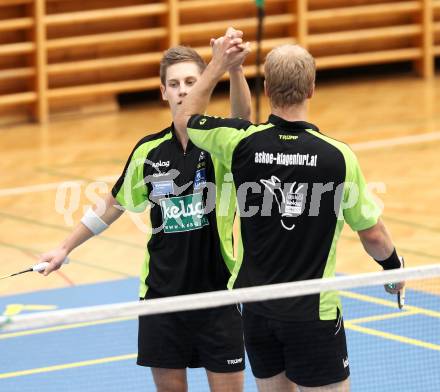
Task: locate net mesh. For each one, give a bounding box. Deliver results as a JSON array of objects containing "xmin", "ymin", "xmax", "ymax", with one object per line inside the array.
[{"xmin": 1, "ymin": 265, "xmax": 439, "ymax": 391}]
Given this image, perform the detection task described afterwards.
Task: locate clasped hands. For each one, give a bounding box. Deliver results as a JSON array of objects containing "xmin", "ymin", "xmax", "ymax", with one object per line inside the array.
[{"xmin": 210, "ymin": 27, "xmax": 251, "ymax": 73}]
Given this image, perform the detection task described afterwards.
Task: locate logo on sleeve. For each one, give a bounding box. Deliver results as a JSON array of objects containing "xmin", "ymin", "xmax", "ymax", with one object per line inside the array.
[
  {"xmin": 160, "ymin": 193, "xmax": 209, "ymax": 233},
  {"xmin": 194, "ymin": 151, "xmax": 207, "ymax": 189},
  {"xmin": 199, "ymin": 118, "xmax": 207, "ymax": 125},
  {"xmin": 152, "ymin": 181, "xmax": 174, "ymax": 196},
  {"xmin": 194, "ymin": 169, "xmax": 206, "ymax": 189}
]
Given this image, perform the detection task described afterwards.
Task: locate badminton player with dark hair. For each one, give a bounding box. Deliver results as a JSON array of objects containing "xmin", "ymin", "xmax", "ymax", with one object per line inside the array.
[{"xmin": 38, "ymin": 29, "xmax": 250, "ymax": 392}]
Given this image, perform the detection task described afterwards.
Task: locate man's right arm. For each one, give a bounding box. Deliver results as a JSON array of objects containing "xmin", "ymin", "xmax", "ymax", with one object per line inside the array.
[
  {"xmin": 41, "ymin": 136, "xmax": 151, "ymax": 275},
  {"xmin": 40, "ymin": 193, "xmax": 124, "ymax": 275},
  {"xmin": 358, "ymin": 219, "xmax": 404, "ymax": 294},
  {"xmin": 358, "ymin": 219, "xmax": 394, "ymax": 261},
  {"xmin": 342, "ymin": 149, "xmax": 404, "ymax": 293}
]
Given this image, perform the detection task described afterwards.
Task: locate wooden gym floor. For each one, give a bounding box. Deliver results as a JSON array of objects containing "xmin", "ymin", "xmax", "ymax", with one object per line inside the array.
[{"xmin": 0, "ymin": 72, "xmax": 439, "ymax": 296}]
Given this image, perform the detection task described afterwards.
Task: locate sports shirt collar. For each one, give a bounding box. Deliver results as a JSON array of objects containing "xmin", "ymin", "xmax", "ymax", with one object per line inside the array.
[
  {"xmin": 170, "ymin": 123, "xmax": 194, "ymax": 152},
  {"xmin": 268, "ymin": 114, "xmax": 319, "ymax": 133}
]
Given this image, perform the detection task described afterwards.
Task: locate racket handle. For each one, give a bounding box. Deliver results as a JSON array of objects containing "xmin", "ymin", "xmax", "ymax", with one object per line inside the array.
[
  {"xmin": 397, "ymin": 256, "xmax": 405, "ymax": 309},
  {"xmin": 32, "ymin": 258, "xmax": 70, "ymax": 272},
  {"xmin": 398, "ymin": 287, "xmax": 406, "ymax": 309}
]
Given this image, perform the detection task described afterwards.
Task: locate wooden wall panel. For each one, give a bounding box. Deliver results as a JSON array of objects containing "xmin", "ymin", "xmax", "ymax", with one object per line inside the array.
[
  {"xmin": 434, "ymin": 1, "xmax": 440, "ymax": 54},
  {"xmin": 0, "ymin": 0, "xmax": 438, "ymax": 125},
  {"xmin": 0, "ymin": 2, "xmax": 35, "ymax": 123}
]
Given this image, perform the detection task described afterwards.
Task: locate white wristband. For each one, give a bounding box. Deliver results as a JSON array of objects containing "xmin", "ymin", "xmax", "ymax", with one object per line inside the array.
[{"xmin": 80, "ymin": 208, "xmax": 109, "ymax": 235}]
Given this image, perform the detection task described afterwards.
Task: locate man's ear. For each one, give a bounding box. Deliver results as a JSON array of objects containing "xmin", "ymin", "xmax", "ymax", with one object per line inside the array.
[
  {"xmin": 264, "ymin": 80, "xmax": 269, "ymax": 97},
  {"xmin": 160, "ymin": 84, "xmax": 168, "ymax": 101},
  {"xmin": 308, "ymin": 83, "xmax": 315, "ymax": 99}
]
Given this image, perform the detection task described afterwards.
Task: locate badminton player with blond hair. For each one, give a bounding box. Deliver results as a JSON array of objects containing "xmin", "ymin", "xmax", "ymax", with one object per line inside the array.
[{"xmin": 175, "ymin": 30, "xmax": 405, "ymax": 392}]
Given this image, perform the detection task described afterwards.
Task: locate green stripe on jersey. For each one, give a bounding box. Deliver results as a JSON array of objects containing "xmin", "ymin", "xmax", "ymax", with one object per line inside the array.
[
  {"xmin": 188, "ymin": 121, "xmax": 274, "ymax": 288},
  {"xmin": 139, "ymin": 229, "xmax": 153, "ymax": 298},
  {"xmin": 305, "ymin": 129, "xmax": 381, "ymax": 231},
  {"xmin": 188, "ymin": 123, "xmax": 274, "ymax": 170},
  {"xmin": 306, "ymin": 129, "xmax": 381, "ymax": 319},
  {"xmin": 212, "ymin": 157, "xmax": 237, "ymax": 274},
  {"xmin": 114, "ymin": 131, "xmax": 172, "ymax": 298},
  {"xmin": 114, "ymin": 132, "xmax": 173, "ymax": 213}
]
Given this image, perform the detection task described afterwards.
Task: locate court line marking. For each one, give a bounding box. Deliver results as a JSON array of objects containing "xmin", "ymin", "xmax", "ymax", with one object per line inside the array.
[
  {"xmin": 340, "ymin": 290, "xmax": 440, "ymax": 319},
  {"xmin": 0, "ymin": 353, "xmax": 137, "ymax": 379},
  {"xmin": 2, "ymin": 306, "xmax": 419, "ymax": 342},
  {"xmin": 55, "ymin": 269, "xmax": 75, "ymax": 287},
  {"xmin": 341, "ymin": 234, "xmax": 440, "ymax": 261},
  {"xmin": 0, "ymin": 316, "xmax": 134, "ymax": 340},
  {"xmin": 0, "ymin": 241, "xmax": 135, "ymax": 278},
  {"xmin": 2, "ymin": 208, "xmax": 439, "ymax": 268},
  {"xmin": 4, "ymin": 209, "xmax": 439, "ymax": 261},
  {"xmin": 0, "ymin": 175, "xmax": 118, "ymax": 197},
  {"xmin": 2, "ymin": 319, "xmax": 439, "ymax": 380},
  {"xmin": 351, "ymin": 131, "xmax": 440, "ymax": 151},
  {"xmin": 0, "ymin": 292, "xmax": 439, "ymax": 378},
  {"xmin": 16, "ymin": 246, "xmax": 76, "ymax": 287},
  {"xmin": 340, "ymin": 290, "xmax": 401, "ymax": 309},
  {"xmin": 347, "ymin": 309, "xmax": 419, "ymax": 324},
  {"xmin": 1, "ymin": 289, "xmax": 439, "ymax": 340},
  {"xmin": 39, "ymin": 159, "xmax": 123, "ymax": 169},
  {"xmin": 384, "ymin": 215, "xmax": 440, "ymax": 233},
  {"xmin": 2, "ymin": 304, "xmax": 58, "ymax": 317},
  {"xmin": 344, "ymin": 322, "xmax": 440, "ymax": 352},
  {"xmin": 35, "ymin": 167, "xmax": 105, "ymax": 183},
  {"xmin": 0, "ymin": 210, "xmax": 145, "ymax": 250},
  {"xmin": 1, "ymin": 131, "xmax": 439, "ymax": 197}
]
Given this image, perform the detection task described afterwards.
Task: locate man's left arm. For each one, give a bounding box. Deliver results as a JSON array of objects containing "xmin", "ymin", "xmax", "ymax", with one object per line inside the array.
[
  {"xmin": 229, "ymin": 66, "xmax": 251, "ymax": 120},
  {"xmin": 222, "ymin": 27, "xmax": 251, "ymax": 120},
  {"xmin": 174, "ymin": 60, "xmax": 225, "ymax": 134},
  {"xmin": 174, "ymin": 32, "xmax": 250, "ymax": 145}
]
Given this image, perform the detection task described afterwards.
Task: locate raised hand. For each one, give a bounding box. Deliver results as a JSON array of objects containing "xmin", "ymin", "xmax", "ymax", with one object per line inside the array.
[{"xmin": 210, "ymin": 27, "xmax": 251, "ymax": 73}]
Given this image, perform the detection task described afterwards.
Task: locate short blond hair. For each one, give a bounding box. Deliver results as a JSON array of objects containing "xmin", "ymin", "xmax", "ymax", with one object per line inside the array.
[
  {"xmin": 160, "ymin": 46, "xmax": 206, "ymax": 85},
  {"xmin": 264, "ymin": 45, "xmax": 316, "ymax": 108}
]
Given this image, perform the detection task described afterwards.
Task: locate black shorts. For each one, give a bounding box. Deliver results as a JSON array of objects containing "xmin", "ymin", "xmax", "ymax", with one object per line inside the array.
[
  {"xmin": 137, "ymin": 304, "xmax": 245, "ymax": 373},
  {"xmin": 243, "ymin": 307, "xmax": 350, "ymax": 387}
]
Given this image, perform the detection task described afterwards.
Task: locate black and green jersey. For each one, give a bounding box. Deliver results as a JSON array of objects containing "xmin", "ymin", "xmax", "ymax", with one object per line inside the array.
[
  {"xmin": 112, "ymin": 125, "xmax": 236, "ymax": 299},
  {"xmin": 187, "ymin": 114, "xmax": 381, "ymax": 321}
]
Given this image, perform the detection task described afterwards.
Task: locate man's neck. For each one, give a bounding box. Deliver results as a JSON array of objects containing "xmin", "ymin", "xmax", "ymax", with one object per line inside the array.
[
  {"xmin": 172, "ymin": 117, "xmax": 189, "ymax": 151},
  {"xmin": 271, "ymin": 102, "xmax": 308, "ymax": 122}
]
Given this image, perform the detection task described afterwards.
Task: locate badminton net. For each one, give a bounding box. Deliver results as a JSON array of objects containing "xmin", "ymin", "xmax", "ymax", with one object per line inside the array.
[{"xmin": 1, "ymin": 264, "xmax": 439, "ymax": 392}]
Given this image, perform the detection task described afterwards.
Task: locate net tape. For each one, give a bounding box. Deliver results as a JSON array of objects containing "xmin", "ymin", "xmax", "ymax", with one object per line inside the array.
[{"xmin": 1, "ymin": 264, "xmax": 439, "ymax": 332}]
